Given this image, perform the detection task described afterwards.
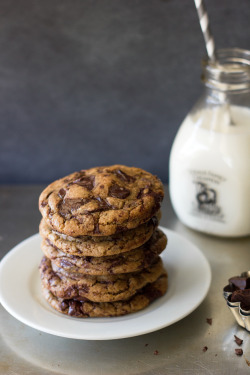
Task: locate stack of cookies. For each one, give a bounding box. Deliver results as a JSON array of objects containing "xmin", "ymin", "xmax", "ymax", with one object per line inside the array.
[{"xmin": 38, "ymin": 165, "xmax": 168, "ymax": 318}]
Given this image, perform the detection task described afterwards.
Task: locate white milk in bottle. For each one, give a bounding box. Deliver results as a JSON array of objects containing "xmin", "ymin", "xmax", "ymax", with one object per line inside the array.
[{"xmin": 169, "ymin": 49, "xmax": 250, "ymax": 237}]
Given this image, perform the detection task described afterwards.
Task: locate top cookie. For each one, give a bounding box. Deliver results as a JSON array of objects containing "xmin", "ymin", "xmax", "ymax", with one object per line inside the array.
[{"xmin": 39, "ymin": 165, "xmax": 164, "ymax": 236}]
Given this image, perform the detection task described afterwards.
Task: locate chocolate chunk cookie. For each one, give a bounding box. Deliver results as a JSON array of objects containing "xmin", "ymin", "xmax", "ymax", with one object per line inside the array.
[
  {"xmin": 39, "ymin": 215, "xmax": 158, "ymax": 257},
  {"xmin": 41, "ymin": 273, "xmax": 168, "ymax": 318},
  {"xmin": 41, "ymin": 228, "xmax": 167, "ymax": 275},
  {"xmin": 39, "ymin": 165, "xmax": 164, "ymax": 236},
  {"xmin": 39, "ymin": 256, "xmax": 165, "ymax": 302}
]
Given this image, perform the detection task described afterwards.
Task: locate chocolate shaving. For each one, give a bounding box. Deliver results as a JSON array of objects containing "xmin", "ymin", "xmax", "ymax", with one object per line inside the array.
[
  {"xmin": 235, "ymin": 348, "xmax": 243, "ymax": 356},
  {"xmin": 234, "ymin": 335, "xmax": 243, "ymax": 346},
  {"xmin": 206, "ymin": 318, "xmax": 212, "ymax": 325}
]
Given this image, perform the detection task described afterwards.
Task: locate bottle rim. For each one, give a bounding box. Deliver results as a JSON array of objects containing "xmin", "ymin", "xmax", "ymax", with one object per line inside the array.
[{"xmin": 201, "ymin": 48, "xmax": 250, "ymax": 92}]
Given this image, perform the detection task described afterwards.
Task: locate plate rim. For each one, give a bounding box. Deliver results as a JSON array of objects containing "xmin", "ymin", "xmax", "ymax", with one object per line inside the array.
[{"xmin": 0, "ymin": 227, "xmax": 211, "ymax": 340}]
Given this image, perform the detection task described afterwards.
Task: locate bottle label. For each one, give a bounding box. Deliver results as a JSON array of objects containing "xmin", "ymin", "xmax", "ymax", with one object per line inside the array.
[{"xmin": 189, "ymin": 170, "xmax": 226, "ymax": 222}]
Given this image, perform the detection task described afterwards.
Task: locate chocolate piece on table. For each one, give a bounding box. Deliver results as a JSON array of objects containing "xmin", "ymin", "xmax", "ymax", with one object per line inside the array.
[
  {"xmin": 235, "ymin": 348, "xmax": 243, "ymax": 356},
  {"xmin": 234, "ymin": 335, "xmax": 243, "ymax": 346}
]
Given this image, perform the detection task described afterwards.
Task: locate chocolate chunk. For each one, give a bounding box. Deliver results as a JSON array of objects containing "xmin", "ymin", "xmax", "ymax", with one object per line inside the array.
[
  {"xmin": 45, "ymin": 192, "xmax": 52, "ymax": 200},
  {"xmin": 58, "ymin": 188, "xmax": 66, "ymax": 198},
  {"xmin": 95, "ymin": 197, "xmax": 112, "ymax": 210},
  {"xmin": 64, "ymin": 285, "xmax": 78, "ymax": 298},
  {"xmin": 143, "ymin": 285, "xmax": 162, "ymax": 301},
  {"xmin": 206, "ymin": 318, "xmax": 212, "ymax": 325},
  {"xmin": 60, "ymin": 301, "xmax": 68, "ymax": 311},
  {"xmin": 137, "ymin": 188, "xmax": 163, "ymax": 205},
  {"xmin": 94, "ymin": 222, "xmax": 101, "ymax": 234},
  {"xmin": 72, "ymin": 175, "xmax": 95, "ymax": 190},
  {"xmin": 59, "ymin": 198, "xmax": 89, "ymax": 216},
  {"xmin": 235, "ymin": 348, "xmax": 243, "ymax": 356},
  {"xmin": 72, "ymin": 296, "xmax": 89, "ymax": 302},
  {"xmin": 149, "ymin": 190, "xmax": 164, "ymax": 204},
  {"xmin": 137, "ymin": 188, "xmax": 145, "ymax": 199},
  {"xmin": 202, "ymin": 346, "xmax": 208, "ymax": 352},
  {"xmin": 151, "ymin": 216, "xmax": 159, "ymax": 228},
  {"xmin": 234, "ymin": 335, "xmax": 243, "ymax": 346},
  {"xmin": 109, "ymin": 184, "xmax": 130, "ymax": 199},
  {"xmin": 68, "ymin": 300, "xmax": 82, "ymax": 316},
  {"xmin": 229, "ymin": 276, "xmax": 250, "ymax": 290},
  {"xmin": 224, "ymin": 284, "xmax": 234, "ymax": 293},
  {"xmin": 113, "ymin": 169, "xmax": 136, "ymax": 183},
  {"xmin": 231, "ymin": 289, "xmax": 250, "ymax": 311}
]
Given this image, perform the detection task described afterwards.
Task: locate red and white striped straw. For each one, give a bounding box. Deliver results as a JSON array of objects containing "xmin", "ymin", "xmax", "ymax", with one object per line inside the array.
[{"xmin": 194, "ymin": 0, "xmax": 216, "ymax": 61}]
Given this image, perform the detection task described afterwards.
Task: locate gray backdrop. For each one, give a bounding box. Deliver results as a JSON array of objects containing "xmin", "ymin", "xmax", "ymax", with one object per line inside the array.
[{"xmin": 0, "ymin": 0, "xmax": 249, "ymax": 183}]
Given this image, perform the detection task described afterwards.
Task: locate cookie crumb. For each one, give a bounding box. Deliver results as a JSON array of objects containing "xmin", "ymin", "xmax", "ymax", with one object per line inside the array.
[
  {"xmin": 206, "ymin": 318, "xmax": 212, "ymax": 325},
  {"xmin": 203, "ymin": 346, "xmax": 208, "ymax": 352},
  {"xmin": 234, "ymin": 335, "xmax": 243, "ymax": 346},
  {"xmin": 245, "ymin": 359, "xmax": 250, "ymax": 367},
  {"xmin": 235, "ymin": 349, "xmax": 243, "ymax": 356},
  {"xmin": 154, "ymin": 350, "xmax": 159, "ymax": 355}
]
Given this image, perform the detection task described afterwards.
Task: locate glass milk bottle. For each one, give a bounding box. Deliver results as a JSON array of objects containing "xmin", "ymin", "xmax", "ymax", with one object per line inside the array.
[{"xmin": 169, "ymin": 48, "xmax": 250, "ymax": 237}]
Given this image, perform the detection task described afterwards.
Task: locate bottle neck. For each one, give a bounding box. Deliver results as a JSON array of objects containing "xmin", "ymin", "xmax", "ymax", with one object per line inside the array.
[
  {"xmin": 201, "ymin": 48, "xmax": 250, "ymax": 95},
  {"xmin": 204, "ymin": 86, "xmax": 250, "ymax": 107}
]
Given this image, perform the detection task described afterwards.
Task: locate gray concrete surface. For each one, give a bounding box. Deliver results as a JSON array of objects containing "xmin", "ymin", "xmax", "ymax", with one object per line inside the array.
[{"xmin": 1, "ymin": 185, "xmax": 250, "ymax": 374}]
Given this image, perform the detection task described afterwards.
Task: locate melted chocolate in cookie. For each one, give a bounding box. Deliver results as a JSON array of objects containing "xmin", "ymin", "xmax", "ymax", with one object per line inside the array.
[
  {"xmin": 109, "ymin": 184, "xmax": 130, "ymax": 199},
  {"xmin": 59, "ymin": 198, "xmax": 90, "ymax": 217},
  {"xmin": 113, "ymin": 169, "xmax": 136, "ymax": 183},
  {"xmin": 72, "ymin": 175, "xmax": 95, "ymax": 191}
]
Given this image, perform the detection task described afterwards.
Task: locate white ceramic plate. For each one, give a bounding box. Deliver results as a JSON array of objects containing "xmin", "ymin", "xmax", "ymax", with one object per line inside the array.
[{"xmin": 0, "ymin": 227, "xmax": 211, "ymax": 340}]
